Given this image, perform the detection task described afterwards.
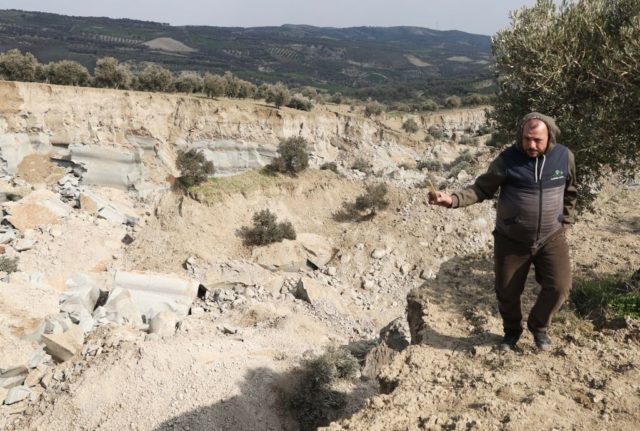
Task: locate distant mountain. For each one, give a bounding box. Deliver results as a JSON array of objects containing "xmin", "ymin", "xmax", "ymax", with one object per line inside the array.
[{"xmin": 0, "ymin": 9, "xmax": 494, "ymax": 101}]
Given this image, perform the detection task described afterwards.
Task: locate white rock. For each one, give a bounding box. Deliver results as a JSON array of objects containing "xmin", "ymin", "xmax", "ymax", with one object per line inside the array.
[
  {"xmin": 371, "ymin": 249, "xmax": 387, "ymax": 259},
  {"xmin": 4, "ymin": 385, "xmax": 31, "ymax": 405}
]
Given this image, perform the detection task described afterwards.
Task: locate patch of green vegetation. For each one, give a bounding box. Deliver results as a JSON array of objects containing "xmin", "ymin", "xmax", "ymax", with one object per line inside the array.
[
  {"xmin": 189, "ymin": 170, "xmax": 284, "ymax": 203},
  {"xmin": 571, "ymin": 274, "xmax": 640, "ymax": 321}
]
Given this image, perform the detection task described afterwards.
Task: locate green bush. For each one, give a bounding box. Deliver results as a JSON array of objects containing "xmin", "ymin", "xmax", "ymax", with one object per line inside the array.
[
  {"xmin": 137, "ymin": 64, "xmax": 174, "ymax": 92},
  {"xmin": 203, "ymin": 73, "xmax": 226, "ymax": 97},
  {"xmin": 265, "ymin": 82, "xmax": 291, "ymax": 108},
  {"xmin": 420, "ymin": 99, "xmax": 439, "ymax": 111},
  {"xmin": 444, "ymin": 95, "xmax": 462, "ymax": 109},
  {"xmin": 269, "ymin": 136, "xmax": 309, "ymax": 174},
  {"xmin": 286, "ymin": 94, "xmax": 313, "ymax": 111},
  {"xmin": 176, "ymin": 149, "xmax": 214, "ymax": 188},
  {"xmin": 351, "ymin": 157, "xmax": 373, "ymax": 174},
  {"xmin": 402, "ymin": 118, "xmax": 420, "ymax": 133},
  {"xmin": 571, "ymin": 274, "xmax": 640, "ymax": 321},
  {"xmin": 174, "ymin": 72, "xmax": 202, "ymax": 94},
  {"xmin": 45, "ymin": 60, "xmax": 91, "ymax": 86},
  {"xmin": 320, "ymin": 162, "xmax": 339, "ymax": 173},
  {"xmin": 364, "ymin": 100, "xmax": 385, "ymax": 117},
  {"xmin": 458, "ymin": 134, "xmax": 476, "ymax": 145},
  {"xmin": 94, "ymin": 57, "xmax": 132, "ymax": 89},
  {"xmin": 448, "ymin": 161, "xmax": 471, "ymax": 179},
  {"xmin": 0, "ymin": 256, "xmax": 18, "ymax": 273},
  {"xmin": 416, "ymin": 159, "xmax": 442, "ymax": 171},
  {"xmin": 288, "ymin": 347, "xmax": 359, "ymax": 430},
  {"xmin": 242, "ymin": 209, "xmax": 296, "ymax": 246},
  {"xmin": 354, "ymin": 183, "xmax": 389, "ymax": 215},
  {"xmin": 427, "ymin": 126, "xmax": 444, "ymax": 139},
  {"xmin": 0, "ymin": 49, "xmax": 39, "ymax": 82}
]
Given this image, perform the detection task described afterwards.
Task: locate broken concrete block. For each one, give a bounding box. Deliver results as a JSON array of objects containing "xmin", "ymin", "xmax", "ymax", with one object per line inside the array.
[
  {"xmin": 298, "ymin": 233, "xmax": 335, "ymax": 268},
  {"xmin": 41, "ymin": 325, "xmax": 84, "ymax": 362},
  {"xmin": 26, "ymin": 347, "xmax": 50, "ymax": 370},
  {"xmin": 148, "ymin": 310, "xmax": 178, "ymax": 337},
  {"xmin": 294, "ymin": 277, "xmax": 347, "ymax": 314},
  {"xmin": 0, "ymin": 367, "xmax": 28, "ymax": 389},
  {"xmin": 60, "ymin": 278, "xmax": 100, "ymax": 332},
  {"xmin": 13, "ymin": 238, "xmax": 36, "ymax": 252},
  {"xmin": 111, "ymin": 270, "xmax": 199, "ymax": 320},
  {"xmin": 96, "ymin": 287, "xmax": 144, "ymax": 328},
  {"xmin": 4, "ymin": 385, "xmax": 31, "ymax": 405},
  {"xmin": 3, "ymin": 190, "xmax": 71, "ymax": 231},
  {"xmin": 43, "ymin": 314, "xmax": 74, "ymax": 335}
]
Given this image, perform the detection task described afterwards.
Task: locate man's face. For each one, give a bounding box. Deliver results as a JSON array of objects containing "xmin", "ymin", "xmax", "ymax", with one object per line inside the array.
[{"xmin": 521, "ymin": 119, "xmax": 549, "ymax": 158}]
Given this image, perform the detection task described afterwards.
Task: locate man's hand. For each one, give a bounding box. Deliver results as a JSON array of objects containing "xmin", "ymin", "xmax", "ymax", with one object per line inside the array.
[{"xmin": 428, "ymin": 191, "xmax": 453, "ymax": 208}]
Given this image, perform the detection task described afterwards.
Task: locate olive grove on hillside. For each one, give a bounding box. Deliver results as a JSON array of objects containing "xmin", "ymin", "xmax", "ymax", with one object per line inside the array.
[{"xmin": 491, "ymin": 0, "xmax": 639, "ymax": 202}]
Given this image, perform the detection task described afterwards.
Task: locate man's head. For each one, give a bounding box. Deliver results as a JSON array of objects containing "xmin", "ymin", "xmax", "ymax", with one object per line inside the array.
[
  {"xmin": 522, "ymin": 119, "xmax": 549, "ymax": 158},
  {"xmin": 516, "ymin": 112, "xmax": 560, "ymax": 158}
]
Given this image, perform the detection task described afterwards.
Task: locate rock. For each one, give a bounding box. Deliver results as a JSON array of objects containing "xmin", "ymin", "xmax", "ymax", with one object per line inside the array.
[
  {"xmin": 4, "ymin": 385, "xmax": 31, "ymax": 405},
  {"xmin": 380, "ymin": 318, "xmax": 410, "ymax": 351},
  {"xmin": 60, "ymin": 275, "xmax": 101, "ymax": 333},
  {"xmin": 13, "ymin": 238, "xmax": 37, "ymax": 252},
  {"xmin": 26, "ymin": 347, "xmax": 50, "ymax": 369},
  {"xmin": 361, "ymin": 278, "xmax": 375, "ymax": 290},
  {"xmin": 42, "ymin": 314, "xmax": 74, "ymax": 335},
  {"xmin": 294, "ymin": 277, "xmax": 347, "ymax": 314},
  {"xmin": 95, "ymin": 288, "xmax": 144, "ymax": 328},
  {"xmin": 24, "ymin": 368, "xmax": 45, "ymax": 387},
  {"xmin": 3, "ymin": 189, "xmax": 70, "ymax": 231},
  {"xmin": 297, "ymin": 233, "xmax": 335, "ymax": 268},
  {"xmin": 361, "ymin": 342, "xmax": 397, "ymax": 380},
  {"xmin": 419, "ymin": 269, "xmax": 435, "ymax": 280},
  {"xmin": 326, "ymin": 266, "xmax": 337, "ymax": 277},
  {"xmin": 371, "ymin": 249, "xmax": 388, "ymax": 259},
  {"xmin": 400, "ymin": 263, "xmax": 412, "ymax": 275},
  {"xmin": 148, "ymin": 311, "xmax": 178, "ymax": 337},
  {"xmin": 251, "ymin": 240, "xmax": 310, "ymax": 272},
  {"xmin": 41, "ymin": 325, "xmax": 84, "ymax": 362},
  {"xmin": 0, "ymin": 367, "xmax": 28, "ymax": 389}
]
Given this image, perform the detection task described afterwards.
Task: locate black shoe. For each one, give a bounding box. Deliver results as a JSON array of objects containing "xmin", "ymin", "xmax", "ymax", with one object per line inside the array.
[
  {"xmin": 499, "ymin": 331, "xmax": 522, "ymax": 351},
  {"xmin": 532, "ymin": 331, "xmax": 552, "ymax": 351}
]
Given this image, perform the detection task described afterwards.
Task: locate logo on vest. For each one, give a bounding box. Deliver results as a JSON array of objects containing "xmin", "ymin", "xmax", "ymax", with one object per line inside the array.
[{"xmin": 550, "ymin": 169, "xmax": 564, "ymax": 180}]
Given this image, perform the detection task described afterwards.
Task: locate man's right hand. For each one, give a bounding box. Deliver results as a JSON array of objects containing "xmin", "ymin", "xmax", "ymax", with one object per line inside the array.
[{"xmin": 428, "ymin": 191, "xmax": 453, "ymax": 208}]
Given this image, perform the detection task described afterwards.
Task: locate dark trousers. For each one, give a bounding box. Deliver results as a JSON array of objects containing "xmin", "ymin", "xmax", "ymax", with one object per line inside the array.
[{"xmin": 493, "ymin": 229, "xmax": 572, "ymax": 334}]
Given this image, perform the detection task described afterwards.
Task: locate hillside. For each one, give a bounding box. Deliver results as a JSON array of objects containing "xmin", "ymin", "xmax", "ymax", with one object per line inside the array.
[
  {"xmin": 0, "ymin": 82, "xmax": 638, "ymax": 431},
  {"xmin": 0, "ymin": 9, "xmax": 494, "ymax": 100}
]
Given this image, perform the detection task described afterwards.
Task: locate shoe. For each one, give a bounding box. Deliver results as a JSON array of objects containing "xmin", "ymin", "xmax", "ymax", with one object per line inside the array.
[
  {"xmin": 498, "ymin": 330, "xmax": 522, "ymax": 351},
  {"xmin": 532, "ymin": 331, "xmax": 552, "ymax": 351}
]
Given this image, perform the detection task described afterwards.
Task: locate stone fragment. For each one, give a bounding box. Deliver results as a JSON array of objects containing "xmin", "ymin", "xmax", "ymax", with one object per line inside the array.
[
  {"xmin": 4, "ymin": 385, "xmax": 31, "ymax": 405},
  {"xmin": 251, "ymin": 240, "xmax": 309, "ymax": 272},
  {"xmin": 294, "ymin": 277, "xmax": 347, "ymax": 314},
  {"xmin": 148, "ymin": 311, "xmax": 178, "ymax": 337},
  {"xmin": 95, "ymin": 288, "xmax": 144, "ymax": 328},
  {"xmin": 13, "ymin": 238, "xmax": 36, "ymax": 252},
  {"xmin": 297, "ymin": 233, "xmax": 335, "ymax": 268},
  {"xmin": 4, "ymin": 190, "xmax": 70, "ymax": 231},
  {"xmin": 41, "ymin": 325, "xmax": 84, "ymax": 362},
  {"xmin": 0, "ymin": 367, "xmax": 28, "ymax": 389},
  {"xmin": 371, "ymin": 249, "xmax": 387, "ymax": 259},
  {"xmin": 24, "ymin": 368, "xmax": 44, "ymax": 387},
  {"xmin": 419, "ymin": 269, "xmax": 435, "ymax": 280}
]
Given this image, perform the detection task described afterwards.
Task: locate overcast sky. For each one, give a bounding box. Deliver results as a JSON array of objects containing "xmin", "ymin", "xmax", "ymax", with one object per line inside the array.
[{"xmin": 1, "ymin": 1, "xmax": 538, "ymax": 36}]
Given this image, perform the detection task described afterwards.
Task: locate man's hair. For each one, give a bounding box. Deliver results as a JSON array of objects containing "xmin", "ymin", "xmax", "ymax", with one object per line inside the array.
[{"xmin": 516, "ymin": 112, "xmax": 561, "ymax": 145}]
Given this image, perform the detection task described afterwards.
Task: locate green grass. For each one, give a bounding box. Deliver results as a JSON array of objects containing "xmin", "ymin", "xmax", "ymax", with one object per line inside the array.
[
  {"xmin": 187, "ymin": 170, "xmax": 286, "ymax": 203},
  {"xmin": 571, "ymin": 274, "xmax": 640, "ymax": 321}
]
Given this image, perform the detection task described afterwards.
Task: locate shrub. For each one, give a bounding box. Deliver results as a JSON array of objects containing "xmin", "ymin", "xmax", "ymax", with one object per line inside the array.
[
  {"xmin": 444, "ymin": 95, "xmax": 462, "ymax": 109},
  {"xmin": 236, "ymin": 80, "xmax": 257, "ymax": 98},
  {"xmin": 174, "ymin": 72, "xmax": 202, "ymax": 94},
  {"xmin": 286, "ymin": 94, "xmax": 313, "ymax": 111},
  {"xmin": 420, "ymin": 99, "xmax": 439, "ymax": 111},
  {"xmin": 287, "ymin": 347, "xmax": 358, "ymax": 430},
  {"xmin": 175, "ymin": 149, "xmax": 214, "ymax": 188},
  {"xmin": 354, "ymin": 183, "xmax": 389, "ymax": 215},
  {"xmin": 45, "ymin": 60, "xmax": 91, "ymax": 86},
  {"xmin": 203, "ymin": 73, "xmax": 226, "ymax": 97},
  {"xmin": 416, "ymin": 159, "xmax": 442, "ymax": 171},
  {"xmin": 364, "ymin": 100, "xmax": 385, "ymax": 117},
  {"xmin": 448, "ymin": 161, "xmax": 471, "ymax": 179},
  {"xmin": 269, "ymin": 136, "xmax": 309, "ymax": 175},
  {"xmin": 320, "ymin": 162, "xmax": 338, "ymax": 173},
  {"xmin": 571, "ymin": 274, "xmax": 640, "ymax": 321},
  {"xmin": 427, "ymin": 126, "xmax": 444, "ymax": 139},
  {"xmin": 402, "ymin": 118, "xmax": 420, "ymax": 133},
  {"xmin": 265, "ymin": 82, "xmax": 291, "ymax": 108},
  {"xmin": 243, "ymin": 209, "xmax": 296, "ymax": 246},
  {"xmin": 94, "ymin": 57, "xmax": 132, "ymax": 89},
  {"xmin": 351, "ymin": 157, "xmax": 372, "ymax": 174},
  {"xmin": 0, "ymin": 256, "xmax": 18, "ymax": 273},
  {"xmin": 0, "ymin": 49, "xmax": 39, "ymax": 82},
  {"xmin": 458, "ymin": 134, "xmax": 476, "ymax": 145},
  {"xmin": 329, "ymin": 92, "xmax": 343, "ymax": 104},
  {"xmin": 137, "ymin": 64, "xmax": 174, "ymax": 92}
]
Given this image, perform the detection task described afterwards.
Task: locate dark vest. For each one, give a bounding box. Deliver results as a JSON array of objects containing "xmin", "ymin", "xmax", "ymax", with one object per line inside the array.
[{"xmin": 496, "ymin": 144, "xmax": 569, "ymax": 248}]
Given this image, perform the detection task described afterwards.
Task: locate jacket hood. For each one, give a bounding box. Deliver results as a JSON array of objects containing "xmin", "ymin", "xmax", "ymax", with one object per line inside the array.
[{"xmin": 516, "ymin": 112, "xmax": 561, "ymax": 154}]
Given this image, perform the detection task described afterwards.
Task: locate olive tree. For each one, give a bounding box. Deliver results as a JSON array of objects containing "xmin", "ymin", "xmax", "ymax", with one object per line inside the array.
[
  {"xmin": 0, "ymin": 49, "xmax": 39, "ymax": 82},
  {"xmin": 46, "ymin": 60, "xmax": 91, "ymax": 86},
  {"xmin": 94, "ymin": 57, "xmax": 132, "ymax": 89},
  {"xmin": 491, "ymin": 0, "xmax": 640, "ymax": 203},
  {"xmin": 137, "ymin": 64, "xmax": 174, "ymax": 92}
]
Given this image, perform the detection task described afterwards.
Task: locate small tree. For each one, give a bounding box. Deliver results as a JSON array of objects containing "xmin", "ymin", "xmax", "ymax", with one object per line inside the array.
[
  {"xmin": 46, "ymin": 60, "xmax": 91, "ymax": 86},
  {"xmin": 286, "ymin": 94, "xmax": 313, "ymax": 111},
  {"xmin": 243, "ymin": 209, "xmax": 296, "ymax": 246},
  {"xmin": 203, "ymin": 73, "xmax": 226, "ymax": 98},
  {"xmin": 354, "ymin": 183, "xmax": 390, "ymax": 215},
  {"xmin": 0, "ymin": 49, "xmax": 39, "ymax": 82},
  {"xmin": 421, "ymin": 99, "xmax": 439, "ymax": 111},
  {"xmin": 137, "ymin": 64, "xmax": 174, "ymax": 92},
  {"xmin": 269, "ymin": 136, "xmax": 309, "ymax": 174},
  {"xmin": 236, "ymin": 80, "xmax": 257, "ymax": 98},
  {"xmin": 265, "ymin": 82, "xmax": 291, "ymax": 108},
  {"xmin": 364, "ymin": 100, "xmax": 385, "ymax": 117},
  {"xmin": 444, "ymin": 95, "xmax": 462, "ymax": 109},
  {"xmin": 402, "ymin": 118, "xmax": 420, "ymax": 133},
  {"xmin": 174, "ymin": 72, "xmax": 202, "ymax": 94},
  {"xmin": 94, "ymin": 57, "xmax": 132, "ymax": 89},
  {"xmin": 175, "ymin": 149, "xmax": 214, "ymax": 188}
]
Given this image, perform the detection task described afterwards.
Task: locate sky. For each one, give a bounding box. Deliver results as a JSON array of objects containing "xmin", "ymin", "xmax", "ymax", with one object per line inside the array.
[{"xmin": 0, "ymin": 1, "xmax": 539, "ymax": 36}]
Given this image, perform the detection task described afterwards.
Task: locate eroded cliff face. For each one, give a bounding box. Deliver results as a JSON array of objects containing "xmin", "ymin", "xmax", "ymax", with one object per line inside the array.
[{"xmin": 0, "ymin": 80, "xmax": 488, "ymax": 184}]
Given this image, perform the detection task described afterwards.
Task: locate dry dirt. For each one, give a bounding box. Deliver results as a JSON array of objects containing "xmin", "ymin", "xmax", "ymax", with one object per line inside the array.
[{"xmin": 0, "ymin": 81, "xmax": 638, "ymax": 431}]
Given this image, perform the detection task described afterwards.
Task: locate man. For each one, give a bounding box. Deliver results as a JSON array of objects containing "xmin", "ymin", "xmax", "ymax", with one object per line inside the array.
[{"xmin": 429, "ymin": 112, "xmax": 577, "ymax": 351}]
